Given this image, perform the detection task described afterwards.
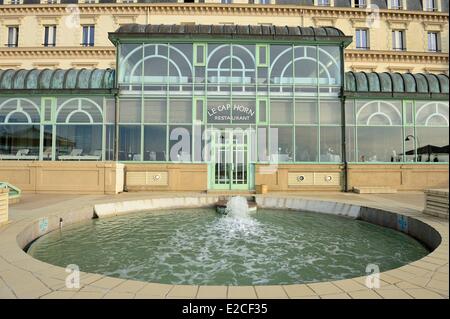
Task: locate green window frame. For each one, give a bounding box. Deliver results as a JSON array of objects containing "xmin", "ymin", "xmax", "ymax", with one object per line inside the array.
[
  {"xmin": 256, "ymin": 44, "xmax": 269, "ymax": 67},
  {"xmin": 257, "ymin": 97, "xmax": 268, "ymax": 124},
  {"xmin": 193, "ymin": 43, "xmax": 207, "ymax": 66},
  {"xmin": 403, "ymin": 100, "xmax": 414, "ymax": 126},
  {"xmin": 193, "ymin": 97, "xmax": 205, "ymax": 124},
  {"xmin": 41, "ymin": 97, "xmax": 55, "ymax": 124}
]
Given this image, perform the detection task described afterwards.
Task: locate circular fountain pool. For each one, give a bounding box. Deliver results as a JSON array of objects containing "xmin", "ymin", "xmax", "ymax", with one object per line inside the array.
[{"xmin": 27, "ymin": 207, "xmax": 429, "ymax": 285}]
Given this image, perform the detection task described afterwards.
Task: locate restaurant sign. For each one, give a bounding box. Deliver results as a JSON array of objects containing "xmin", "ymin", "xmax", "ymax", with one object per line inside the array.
[{"xmin": 207, "ymin": 103, "xmax": 256, "ymax": 123}]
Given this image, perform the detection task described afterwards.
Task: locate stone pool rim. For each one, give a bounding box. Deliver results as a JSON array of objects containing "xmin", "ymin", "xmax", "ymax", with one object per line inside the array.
[{"xmin": 1, "ymin": 194, "xmax": 448, "ymax": 299}]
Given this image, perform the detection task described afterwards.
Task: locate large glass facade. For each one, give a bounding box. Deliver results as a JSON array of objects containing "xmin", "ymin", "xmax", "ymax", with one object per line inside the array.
[
  {"xmin": 117, "ymin": 41, "xmax": 343, "ymax": 163},
  {"xmin": 0, "ymin": 41, "xmax": 448, "ymax": 167},
  {"xmin": 345, "ymin": 100, "xmax": 449, "ymax": 163},
  {"xmin": 0, "ymin": 96, "xmax": 115, "ymax": 161}
]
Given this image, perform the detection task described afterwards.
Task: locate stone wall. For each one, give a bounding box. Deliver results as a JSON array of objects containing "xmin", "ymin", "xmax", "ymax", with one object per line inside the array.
[
  {"xmin": 1, "ymin": 161, "xmax": 447, "ymax": 194},
  {"xmin": 0, "ymin": 161, "xmax": 124, "ymax": 194},
  {"xmin": 347, "ymin": 164, "xmax": 449, "ymax": 191},
  {"xmin": 256, "ymin": 164, "xmax": 449, "ymax": 192},
  {"xmin": 124, "ymin": 163, "xmax": 208, "ymax": 191},
  {"xmin": 256, "ymin": 164, "xmax": 344, "ymax": 192}
]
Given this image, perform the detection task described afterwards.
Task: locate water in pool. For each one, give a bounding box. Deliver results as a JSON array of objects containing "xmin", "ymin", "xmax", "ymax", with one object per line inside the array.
[{"xmin": 27, "ymin": 208, "xmax": 428, "ymax": 285}]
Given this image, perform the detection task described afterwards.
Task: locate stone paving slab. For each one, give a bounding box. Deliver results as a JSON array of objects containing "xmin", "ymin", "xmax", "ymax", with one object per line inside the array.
[
  {"xmin": 0, "ymin": 191, "xmax": 448, "ymax": 299},
  {"xmin": 196, "ymin": 286, "xmax": 228, "ymax": 299}
]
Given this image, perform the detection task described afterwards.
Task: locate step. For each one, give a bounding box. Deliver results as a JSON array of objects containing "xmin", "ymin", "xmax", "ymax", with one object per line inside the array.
[
  {"xmin": 423, "ymin": 189, "xmax": 449, "ymax": 219},
  {"xmin": 353, "ymin": 187, "xmax": 398, "ymax": 194},
  {"xmin": 423, "ymin": 209, "xmax": 449, "ymax": 220}
]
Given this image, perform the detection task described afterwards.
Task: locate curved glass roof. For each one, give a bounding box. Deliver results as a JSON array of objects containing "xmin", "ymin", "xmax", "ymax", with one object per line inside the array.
[
  {"xmin": 345, "ymin": 71, "xmax": 449, "ymax": 95},
  {"xmin": 109, "ymin": 24, "xmax": 352, "ymax": 45},
  {"xmin": 0, "ymin": 68, "xmax": 115, "ymax": 91},
  {"xmin": 0, "ymin": 68, "xmax": 448, "ymax": 97}
]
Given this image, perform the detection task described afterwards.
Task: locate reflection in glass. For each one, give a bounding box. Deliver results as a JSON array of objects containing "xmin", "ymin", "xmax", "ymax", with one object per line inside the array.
[
  {"xmin": 43, "ymin": 125, "xmax": 52, "ymax": 160},
  {"xmin": 318, "ymin": 46, "xmax": 341, "ymax": 86},
  {"xmin": 345, "ymin": 126, "xmax": 356, "ymax": 162},
  {"xmin": 357, "ymin": 127, "xmax": 402, "ymax": 162},
  {"xmin": 320, "ymin": 100, "xmax": 341, "ymax": 125},
  {"xmin": 119, "ymin": 125, "xmax": 141, "ymax": 161},
  {"xmin": 169, "ymin": 99, "xmax": 192, "ymax": 123},
  {"xmin": 293, "ymin": 46, "xmax": 317, "ymax": 85},
  {"xmin": 0, "ymin": 125, "xmax": 40, "ymax": 159},
  {"xmin": 295, "ymin": 101, "xmax": 317, "ymax": 124},
  {"xmin": 295, "ymin": 126, "xmax": 318, "ymax": 162},
  {"xmin": 320, "ymin": 127, "xmax": 342, "ymax": 162},
  {"xmin": 415, "ymin": 127, "xmax": 449, "ymax": 163},
  {"xmin": 56, "ymin": 125, "xmax": 102, "ymax": 160},
  {"xmin": 105, "ymin": 125, "xmax": 115, "ymax": 161},
  {"xmin": 270, "ymin": 100, "xmax": 293, "ymax": 124},
  {"xmin": 119, "ymin": 99, "xmax": 141, "ymax": 123},
  {"xmin": 144, "ymin": 125, "xmax": 167, "ymax": 161},
  {"xmin": 119, "ymin": 44, "xmax": 142, "ymax": 84},
  {"xmin": 144, "ymin": 99, "xmax": 166, "ymax": 123},
  {"xmin": 270, "ymin": 126, "xmax": 293, "ymax": 162}
]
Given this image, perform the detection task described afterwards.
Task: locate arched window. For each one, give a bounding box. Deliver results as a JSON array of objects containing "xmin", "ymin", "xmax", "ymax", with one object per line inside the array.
[
  {"xmin": 269, "ymin": 46, "xmax": 340, "ymax": 86},
  {"xmin": 56, "ymin": 98, "xmax": 103, "ymax": 124},
  {"xmin": 0, "ymin": 98, "xmax": 40, "ymax": 123},
  {"xmin": 355, "ymin": 100, "xmax": 403, "ymax": 163},
  {"xmin": 119, "ymin": 44, "xmax": 193, "ymax": 85},
  {"xmin": 415, "ymin": 101, "xmax": 449, "ymax": 163},
  {"xmin": 356, "ymin": 101, "xmax": 402, "ymax": 126},
  {"xmin": 55, "ymin": 98, "xmax": 104, "ymax": 161},
  {"xmin": 416, "ymin": 102, "xmax": 449, "ymax": 126},
  {"xmin": 206, "ymin": 44, "xmax": 255, "ymax": 84},
  {"xmin": 0, "ymin": 98, "xmax": 41, "ymax": 159}
]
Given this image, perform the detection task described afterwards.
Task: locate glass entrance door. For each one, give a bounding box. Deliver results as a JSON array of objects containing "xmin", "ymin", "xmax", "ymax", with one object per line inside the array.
[{"xmin": 210, "ymin": 129, "xmax": 250, "ymax": 190}]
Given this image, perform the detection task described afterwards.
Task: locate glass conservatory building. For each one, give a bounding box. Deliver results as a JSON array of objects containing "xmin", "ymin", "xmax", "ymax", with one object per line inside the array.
[{"xmin": 0, "ymin": 24, "xmax": 448, "ymax": 192}]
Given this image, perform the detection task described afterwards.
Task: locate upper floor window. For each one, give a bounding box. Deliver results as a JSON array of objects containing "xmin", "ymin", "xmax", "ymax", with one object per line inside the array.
[
  {"xmin": 317, "ymin": 0, "xmax": 331, "ymax": 6},
  {"xmin": 9, "ymin": 0, "xmax": 23, "ymax": 4},
  {"xmin": 259, "ymin": 0, "xmax": 271, "ymax": 4},
  {"xmin": 7, "ymin": 27, "xmax": 19, "ymax": 48},
  {"xmin": 390, "ymin": 0, "xmax": 403, "ymax": 9},
  {"xmin": 43, "ymin": 26, "xmax": 56, "ymax": 47},
  {"xmin": 424, "ymin": 0, "xmax": 438, "ymax": 11},
  {"xmin": 82, "ymin": 25, "xmax": 95, "ymax": 47},
  {"xmin": 354, "ymin": 0, "xmax": 367, "ymax": 8},
  {"xmin": 355, "ymin": 29, "xmax": 369, "ymax": 50},
  {"xmin": 221, "ymin": 0, "xmax": 233, "ymax": 3},
  {"xmin": 392, "ymin": 30, "xmax": 406, "ymax": 51},
  {"xmin": 428, "ymin": 32, "xmax": 441, "ymax": 52},
  {"xmin": 45, "ymin": 0, "xmax": 60, "ymax": 4}
]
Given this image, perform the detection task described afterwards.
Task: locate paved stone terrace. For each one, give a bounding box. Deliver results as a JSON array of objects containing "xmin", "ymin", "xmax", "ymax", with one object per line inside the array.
[{"xmin": 0, "ymin": 191, "xmax": 448, "ymax": 299}]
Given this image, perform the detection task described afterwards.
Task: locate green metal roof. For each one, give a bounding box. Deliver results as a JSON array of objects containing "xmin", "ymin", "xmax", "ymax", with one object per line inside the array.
[
  {"xmin": 109, "ymin": 24, "xmax": 353, "ymax": 46},
  {"xmin": 344, "ymin": 71, "xmax": 449, "ymax": 98},
  {"xmin": 0, "ymin": 68, "xmax": 116, "ymax": 92}
]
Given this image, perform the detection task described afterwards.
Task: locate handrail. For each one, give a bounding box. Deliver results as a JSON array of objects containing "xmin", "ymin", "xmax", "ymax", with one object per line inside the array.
[{"xmin": 0, "ymin": 182, "xmax": 22, "ymax": 199}]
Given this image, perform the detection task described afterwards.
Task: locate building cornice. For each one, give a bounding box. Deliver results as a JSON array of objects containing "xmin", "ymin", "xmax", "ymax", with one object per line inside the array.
[
  {"xmin": 345, "ymin": 50, "xmax": 449, "ymax": 65},
  {"xmin": 0, "ymin": 46, "xmax": 115, "ymax": 58},
  {"xmin": 0, "ymin": 4, "xmax": 448, "ymax": 23}
]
